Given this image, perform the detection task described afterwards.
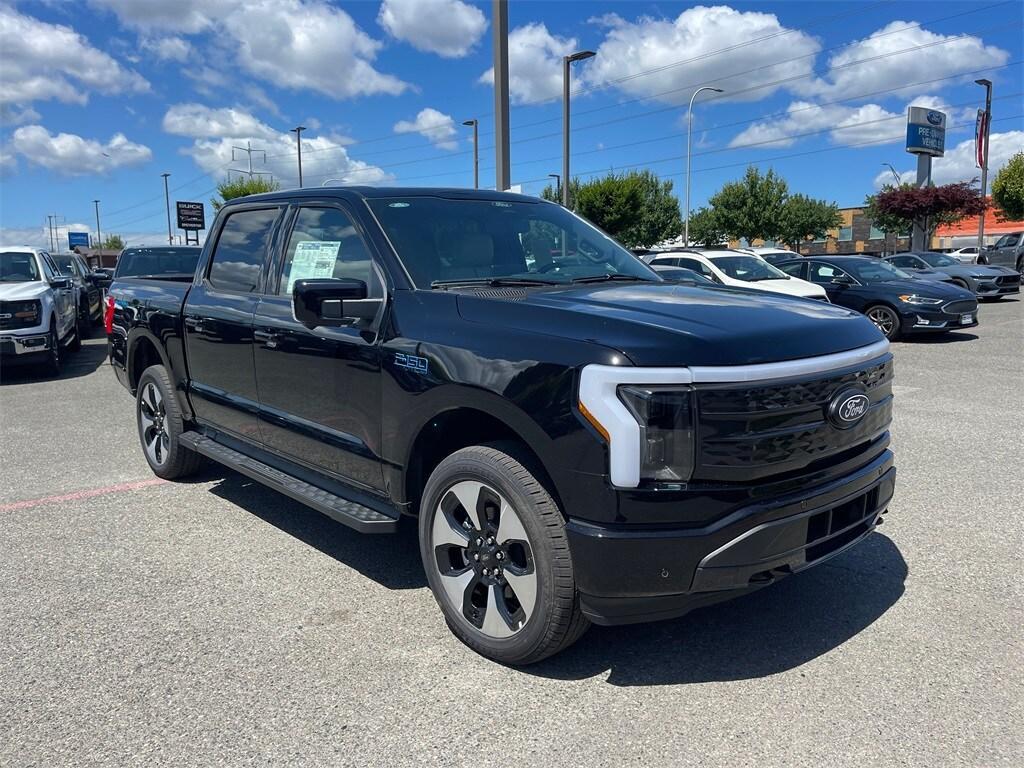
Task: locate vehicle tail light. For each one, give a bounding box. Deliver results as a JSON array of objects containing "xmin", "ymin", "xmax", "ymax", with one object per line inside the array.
[{"xmin": 104, "ymin": 295, "xmax": 116, "ymax": 335}]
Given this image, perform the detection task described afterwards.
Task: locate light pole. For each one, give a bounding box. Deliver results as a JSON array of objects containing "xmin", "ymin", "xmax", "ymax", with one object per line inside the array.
[
  {"xmin": 684, "ymin": 86, "xmax": 723, "ymax": 246},
  {"xmin": 882, "ymin": 163, "xmax": 902, "ymax": 185},
  {"xmin": 462, "ymin": 119, "xmax": 479, "ymax": 189},
  {"xmin": 161, "ymin": 173, "xmax": 173, "ymax": 245},
  {"xmin": 93, "ymin": 200, "xmax": 102, "ymax": 252},
  {"xmin": 562, "ymin": 49, "xmax": 595, "ymax": 208},
  {"xmin": 548, "ymin": 173, "xmax": 561, "ymax": 201},
  {"xmin": 975, "ymin": 78, "xmax": 993, "ymax": 252},
  {"xmin": 291, "ymin": 126, "xmax": 306, "ymax": 188}
]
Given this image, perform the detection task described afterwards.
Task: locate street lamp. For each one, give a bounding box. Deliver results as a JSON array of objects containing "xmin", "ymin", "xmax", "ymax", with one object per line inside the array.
[
  {"xmin": 975, "ymin": 78, "xmax": 993, "ymax": 252},
  {"xmin": 562, "ymin": 50, "xmax": 596, "ymax": 208},
  {"xmin": 93, "ymin": 200, "xmax": 102, "ymax": 253},
  {"xmin": 290, "ymin": 126, "xmax": 306, "ymax": 188},
  {"xmin": 161, "ymin": 173, "xmax": 173, "ymax": 245},
  {"xmin": 684, "ymin": 86, "xmax": 723, "ymax": 246},
  {"xmin": 462, "ymin": 119, "xmax": 479, "ymax": 189},
  {"xmin": 882, "ymin": 163, "xmax": 902, "ymax": 185},
  {"xmin": 548, "ymin": 173, "xmax": 561, "ymax": 201}
]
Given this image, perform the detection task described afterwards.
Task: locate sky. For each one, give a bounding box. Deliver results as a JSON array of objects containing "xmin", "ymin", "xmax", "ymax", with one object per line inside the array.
[{"xmin": 1, "ymin": 0, "xmax": 1022, "ymax": 249}]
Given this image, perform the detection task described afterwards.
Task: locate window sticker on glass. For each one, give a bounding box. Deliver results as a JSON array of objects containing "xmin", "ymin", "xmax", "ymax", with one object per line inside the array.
[{"xmin": 287, "ymin": 240, "xmax": 340, "ymax": 293}]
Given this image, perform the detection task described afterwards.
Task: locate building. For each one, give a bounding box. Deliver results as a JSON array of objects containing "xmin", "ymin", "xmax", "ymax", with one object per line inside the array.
[
  {"xmin": 73, "ymin": 246, "xmax": 121, "ymax": 268},
  {"xmin": 934, "ymin": 207, "xmax": 1024, "ymax": 250}
]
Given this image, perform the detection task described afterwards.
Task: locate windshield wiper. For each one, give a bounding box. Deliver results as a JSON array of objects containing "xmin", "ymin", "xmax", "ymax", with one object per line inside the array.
[
  {"xmin": 430, "ymin": 277, "xmax": 560, "ymax": 290},
  {"xmin": 570, "ymin": 274, "xmax": 652, "ymax": 284}
]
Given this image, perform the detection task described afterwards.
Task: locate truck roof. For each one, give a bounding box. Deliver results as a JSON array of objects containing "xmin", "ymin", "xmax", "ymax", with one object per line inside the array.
[{"xmin": 222, "ymin": 186, "xmax": 548, "ymax": 207}]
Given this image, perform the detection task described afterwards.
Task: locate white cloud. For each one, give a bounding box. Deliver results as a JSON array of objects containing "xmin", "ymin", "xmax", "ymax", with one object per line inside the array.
[
  {"xmin": 584, "ymin": 6, "xmax": 821, "ymax": 105},
  {"xmin": 163, "ymin": 103, "xmax": 278, "ymax": 140},
  {"xmin": 7, "ymin": 126, "xmax": 152, "ymax": 175},
  {"xmin": 805, "ymin": 21, "xmax": 1009, "ymax": 99},
  {"xmin": 873, "ymin": 131, "xmax": 1024, "ymax": 188},
  {"xmin": 479, "ymin": 23, "xmax": 580, "ymax": 105},
  {"xmin": 88, "ymin": 0, "xmax": 235, "ymax": 34},
  {"xmin": 163, "ymin": 104, "xmax": 390, "ymax": 187},
  {"xmin": 141, "ymin": 36, "xmax": 191, "ymax": 62},
  {"xmin": 0, "ymin": 105, "xmax": 41, "ymax": 127},
  {"xmin": 378, "ymin": 0, "xmax": 487, "ymax": 58},
  {"xmin": 393, "ymin": 108, "xmax": 458, "ymax": 150},
  {"xmin": 0, "ymin": 5, "xmax": 149, "ymax": 109}
]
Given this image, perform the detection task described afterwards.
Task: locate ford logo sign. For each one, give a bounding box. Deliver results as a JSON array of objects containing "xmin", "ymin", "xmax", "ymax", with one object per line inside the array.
[
  {"xmin": 828, "ymin": 389, "xmax": 869, "ymax": 429},
  {"xmin": 926, "ymin": 111, "xmax": 943, "ymax": 126}
]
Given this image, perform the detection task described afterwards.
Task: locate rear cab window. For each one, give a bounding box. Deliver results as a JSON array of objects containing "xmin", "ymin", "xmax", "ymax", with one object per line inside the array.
[{"xmin": 115, "ymin": 247, "xmax": 202, "ymax": 278}]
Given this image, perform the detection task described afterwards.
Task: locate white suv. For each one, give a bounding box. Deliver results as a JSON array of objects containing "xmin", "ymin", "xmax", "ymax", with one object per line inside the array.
[
  {"xmin": 650, "ymin": 249, "xmax": 829, "ymax": 301},
  {"xmin": 1, "ymin": 246, "xmax": 79, "ymax": 375}
]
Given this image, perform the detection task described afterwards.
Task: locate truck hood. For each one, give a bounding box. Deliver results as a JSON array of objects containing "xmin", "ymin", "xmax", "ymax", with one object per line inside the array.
[
  {"xmin": 455, "ymin": 282, "xmax": 883, "ymax": 367},
  {"xmin": 0, "ymin": 281, "xmax": 49, "ymax": 301},
  {"xmin": 733, "ymin": 276, "xmax": 826, "ymax": 298}
]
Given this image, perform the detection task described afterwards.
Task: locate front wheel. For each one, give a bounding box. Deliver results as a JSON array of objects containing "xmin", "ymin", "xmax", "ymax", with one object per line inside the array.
[
  {"xmin": 419, "ymin": 444, "xmax": 588, "ymax": 665},
  {"xmin": 42, "ymin": 326, "xmax": 61, "ymax": 377},
  {"xmin": 136, "ymin": 365, "xmax": 203, "ymax": 480},
  {"xmin": 865, "ymin": 304, "xmax": 901, "ymax": 340}
]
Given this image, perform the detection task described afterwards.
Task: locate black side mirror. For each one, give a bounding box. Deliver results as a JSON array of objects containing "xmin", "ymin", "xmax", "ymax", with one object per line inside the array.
[
  {"xmin": 293, "ymin": 278, "xmax": 379, "ymax": 327},
  {"xmin": 50, "ymin": 276, "xmax": 72, "ymax": 290},
  {"xmin": 831, "ymin": 274, "xmax": 853, "ymax": 285}
]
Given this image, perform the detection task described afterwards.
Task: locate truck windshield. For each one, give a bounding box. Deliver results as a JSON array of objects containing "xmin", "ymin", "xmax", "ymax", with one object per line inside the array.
[
  {"xmin": 115, "ymin": 247, "xmax": 201, "ymax": 278},
  {"xmin": 710, "ymin": 255, "xmax": 789, "ymax": 281},
  {"xmin": 1, "ymin": 252, "xmax": 41, "ymax": 282},
  {"xmin": 366, "ymin": 196, "xmax": 659, "ymax": 287}
]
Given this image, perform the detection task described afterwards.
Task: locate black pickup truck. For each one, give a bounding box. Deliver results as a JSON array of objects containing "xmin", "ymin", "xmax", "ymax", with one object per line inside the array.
[{"xmin": 107, "ymin": 187, "xmax": 896, "ymax": 664}]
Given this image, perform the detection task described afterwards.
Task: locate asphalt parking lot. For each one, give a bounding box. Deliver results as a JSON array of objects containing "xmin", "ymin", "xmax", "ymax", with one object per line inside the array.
[{"xmin": 1, "ymin": 301, "xmax": 1021, "ymax": 768}]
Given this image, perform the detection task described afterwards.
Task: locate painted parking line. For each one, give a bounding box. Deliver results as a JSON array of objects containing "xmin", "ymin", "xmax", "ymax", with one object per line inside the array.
[{"xmin": 0, "ymin": 478, "xmax": 166, "ymax": 513}]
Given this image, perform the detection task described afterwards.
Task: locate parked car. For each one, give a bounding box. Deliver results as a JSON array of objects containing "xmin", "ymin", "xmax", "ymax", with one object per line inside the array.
[
  {"xmin": 649, "ymin": 265, "xmax": 716, "ymax": 284},
  {"xmin": 884, "ymin": 252, "xmax": 1020, "ymax": 300},
  {"xmin": 736, "ymin": 246, "xmax": 803, "ymax": 265},
  {"xmin": 0, "ymin": 247, "xmax": 80, "ymax": 375},
  {"xmin": 776, "ymin": 255, "xmax": 978, "ymax": 340},
  {"xmin": 91, "ymin": 266, "xmax": 115, "ymax": 292},
  {"xmin": 51, "ymin": 252, "xmax": 103, "ymax": 335},
  {"xmin": 108, "ymin": 187, "xmax": 896, "ymax": 665},
  {"xmin": 650, "ymin": 249, "xmax": 829, "ymax": 300},
  {"xmin": 984, "ymin": 231, "xmax": 1024, "ymax": 273},
  {"xmin": 948, "ymin": 245, "xmax": 986, "ymax": 264},
  {"xmin": 113, "ymin": 246, "xmax": 202, "ymax": 279}
]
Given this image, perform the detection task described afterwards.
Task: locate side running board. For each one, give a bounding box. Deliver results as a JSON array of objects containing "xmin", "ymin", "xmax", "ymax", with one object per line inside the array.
[{"xmin": 180, "ymin": 432, "xmax": 398, "ymax": 534}]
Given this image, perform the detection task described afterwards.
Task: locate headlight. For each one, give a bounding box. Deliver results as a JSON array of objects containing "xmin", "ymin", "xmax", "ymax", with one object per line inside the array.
[
  {"xmin": 898, "ymin": 294, "xmax": 943, "ymax": 305},
  {"xmin": 578, "ymin": 365, "xmax": 695, "ymax": 487},
  {"xmin": 8, "ymin": 300, "xmax": 41, "ymax": 321},
  {"xmin": 971, "ymin": 274, "xmax": 993, "ymax": 280}
]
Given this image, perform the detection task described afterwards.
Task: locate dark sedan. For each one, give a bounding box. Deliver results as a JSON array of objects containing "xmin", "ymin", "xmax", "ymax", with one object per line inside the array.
[
  {"xmin": 776, "ymin": 255, "xmax": 978, "ymax": 340},
  {"xmin": 885, "ymin": 252, "xmax": 1020, "ymax": 300}
]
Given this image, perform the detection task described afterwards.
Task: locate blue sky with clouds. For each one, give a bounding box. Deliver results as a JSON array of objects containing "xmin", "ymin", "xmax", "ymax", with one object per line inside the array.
[{"xmin": 1, "ymin": 0, "xmax": 1022, "ymax": 248}]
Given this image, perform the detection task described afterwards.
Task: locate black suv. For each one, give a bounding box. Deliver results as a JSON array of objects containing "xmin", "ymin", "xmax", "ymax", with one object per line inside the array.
[{"xmin": 107, "ymin": 187, "xmax": 896, "ymax": 664}]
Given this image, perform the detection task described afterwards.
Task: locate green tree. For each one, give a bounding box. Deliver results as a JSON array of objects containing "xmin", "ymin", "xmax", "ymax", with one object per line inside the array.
[
  {"xmin": 541, "ymin": 171, "xmax": 681, "ymax": 249},
  {"xmin": 686, "ymin": 207, "xmax": 727, "ymax": 247},
  {"xmin": 991, "ymin": 150, "xmax": 1024, "ymax": 221},
  {"xmin": 212, "ymin": 176, "xmax": 281, "ymax": 211},
  {"xmin": 777, "ymin": 194, "xmax": 842, "ymax": 254},
  {"xmin": 101, "ymin": 234, "xmax": 125, "ymax": 250},
  {"xmin": 707, "ymin": 167, "xmax": 788, "ymax": 245}
]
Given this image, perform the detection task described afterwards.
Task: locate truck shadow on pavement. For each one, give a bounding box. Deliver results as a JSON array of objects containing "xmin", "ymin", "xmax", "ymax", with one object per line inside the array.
[
  {"xmin": 0, "ymin": 334, "xmax": 108, "ymax": 384},
  {"xmin": 529, "ymin": 532, "xmax": 907, "ymax": 686}
]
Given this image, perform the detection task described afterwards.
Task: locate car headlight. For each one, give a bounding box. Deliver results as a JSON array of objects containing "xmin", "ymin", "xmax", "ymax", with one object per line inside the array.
[
  {"xmin": 7, "ymin": 300, "xmax": 41, "ymax": 321},
  {"xmin": 898, "ymin": 294, "xmax": 943, "ymax": 305},
  {"xmin": 578, "ymin": 365, "xmax": 695, "ymax": 487}
]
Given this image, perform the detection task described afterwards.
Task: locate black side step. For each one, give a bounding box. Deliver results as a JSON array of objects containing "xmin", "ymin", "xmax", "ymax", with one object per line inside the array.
[{"xmin": 180, "ymin": 432, "xmax": 398, "ymax": 534}]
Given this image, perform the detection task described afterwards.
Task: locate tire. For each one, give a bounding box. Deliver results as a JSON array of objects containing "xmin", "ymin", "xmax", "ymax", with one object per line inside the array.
[
  {"xmin": 865, "ymin": 304, "xmax": 901, "ymax": 340},
  {"xmin": 66, "ymin": 320, "xmax": 80, "ymax": 352},
  {"xmin": 77, "ymin": 302, "xmax": 92, "ymax": 339},
  {"xmin": 136, "ymin": 365, "xmax": 203, "ymax": 480},
  {"xmin": 41, "ymin": 324, "xmax": 61, "ymax": 377},
  {"xmin": 951, "ymin": 279, "xmax": 969, "ymax": 291},
  {"xmin": 419, "ymin": 443, "xmax": 589, "ymax": 665}
]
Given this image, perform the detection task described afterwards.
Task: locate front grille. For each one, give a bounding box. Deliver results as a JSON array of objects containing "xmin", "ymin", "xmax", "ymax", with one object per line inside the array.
[
  {"xmin": 805, "ymin": 487, "xmax": 880, "ymax": 563},
  {"xmin": 942, "ymin": 299, "xmax": 977, "ymax": 315},
  {"xmin": 694, "ymin": 357, "xmax": 893, "ymax": 483},
  {"xmin": 996, "ymin": 275, "xmax": 1021, "ymax": 286},
  {"xmin": 0, "ymin": 301, "xmax": 41, "ymax": 331}
]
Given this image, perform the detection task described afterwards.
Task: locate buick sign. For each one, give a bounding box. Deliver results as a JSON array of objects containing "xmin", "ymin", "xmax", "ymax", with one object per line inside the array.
[{"xmin": 828, "ymin": 389, "xmax": 869, "ymax": 429}]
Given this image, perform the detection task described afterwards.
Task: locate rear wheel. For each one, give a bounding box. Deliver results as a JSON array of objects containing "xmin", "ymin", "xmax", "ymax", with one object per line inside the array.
[
  {"xmin": 136, "ymin": 365, "xmax": 203, "ymax": 480},
  {"xmin": 42, "ymin": 325, "xmax": 61, "ymax": 377},
  {"xmin": 419, "ymin": 444, "xmax": 588, "ymax": 665},
  {"xmin": 865, "ymin": 304, "xmax": 900, "ymax": 340}
]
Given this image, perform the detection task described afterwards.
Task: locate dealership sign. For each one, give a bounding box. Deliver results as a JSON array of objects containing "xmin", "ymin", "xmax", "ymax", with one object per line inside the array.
[
  {"xmin": 67, "ymin": 231, "xmax": 90, "ymax": 249},
  {"xmin": 905, "ymin": 107, "xmax": 946, "ymax": 157},
  {"xmin": 176, "ymin": 201, "xmax": 205, "ymax": 231}
]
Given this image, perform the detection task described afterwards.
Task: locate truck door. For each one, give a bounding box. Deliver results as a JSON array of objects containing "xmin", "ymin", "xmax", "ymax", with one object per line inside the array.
[
  {"xmin": 184, "ymin": 205, "xmax": 283, "ymax": 442},
  {"xmin": 252, "ymin": 203, "xmax": 386, "ymax": 493}
]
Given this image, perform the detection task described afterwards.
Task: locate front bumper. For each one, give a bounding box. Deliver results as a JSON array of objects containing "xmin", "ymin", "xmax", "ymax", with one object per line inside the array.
[
  {"xmin": 0, "ymin": 332, "xmax": 52, "ymax": 363},
  {"xmin": 899, "ymin": 304, "xmax": 978, "ymax": 333},
  {"xmin": 975, "ymin": 277, "xmax": 1021, "ymax": 296},
  {"xmin": 567, "ymin": 450, "xmax": 895, "ymax": 625}
]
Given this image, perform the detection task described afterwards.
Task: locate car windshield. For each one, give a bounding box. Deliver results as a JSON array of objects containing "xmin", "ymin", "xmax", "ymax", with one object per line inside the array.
[
  {"xmin": 365, "ymin": 196, "xmax": 660, "ymax": 287},
  {"xmin": 708, "ymin": 255, "xmax": 789, "ymax": 281},
  {"xmin": 0, "ymin": 252, "xmax": 41, "ymax": 282},
  {"xmin": 51, "ymin": 255, "xmax": 76, "ymax": 275},
  {"xmin": 919, "ymin": 253, "xmax": 959, "ymax": 268},
  {"xmin": 115, "ymin": 247, "xmax": 201, "ymax": 278},
  {"xmin": 844, "ymin": 260, "xmax": 911, "ymax": 282}
]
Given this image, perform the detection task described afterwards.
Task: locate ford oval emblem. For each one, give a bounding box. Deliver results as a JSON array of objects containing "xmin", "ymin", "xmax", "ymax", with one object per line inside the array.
[
  {"xmin": 828, "ymin": 389, "xmax": 869, "ymax": 429},
  {"xmin": 926, "ymin": 111, "xmax": 943, "ymax": 126}
]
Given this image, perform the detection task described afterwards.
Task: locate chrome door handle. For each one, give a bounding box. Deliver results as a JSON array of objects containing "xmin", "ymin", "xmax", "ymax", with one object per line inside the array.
[{"xmin": 254, "ymin": 329, "xmax": 280, "ymax": 348}]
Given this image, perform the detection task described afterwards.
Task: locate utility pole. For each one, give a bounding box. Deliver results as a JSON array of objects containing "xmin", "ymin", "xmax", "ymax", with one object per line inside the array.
[
  {"xmin": 562, "ymin": 50, "xmax": 596, "ymax": 208},
  {"xmin": 290, "ymin": 126, "xmax": 305, "ymax": 187},
  {"xmin": 684, "ymin": 86, "xmax": 723, "ymax": 246},
  {"xmin": 493, "ymin": 0, "xmax": 510, "ymax": 191},
  {"xmin": 46, "ymin": 215, "xmax": 55, "ymax": 252},
  {"xmin": 161, "ymin": 173, "xmax": 173, "ymax": 245},
  {"xmin": 230, "ymin": 140, "xmax": 270, "ymax": 180},
  {"xmin": 548, "ymin": 173, "xmax": 561, "ymax": 201},
  {"xmin": 462, "ymin": 119, "xmax": 479, "ymax": 188},
  {"xmin": 975, "ymin": 78, "xmax": 993, "ymax": 252},
  {"xmin": 93, "ymin": 200, "xmax": 102, "ymax": 252}
]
